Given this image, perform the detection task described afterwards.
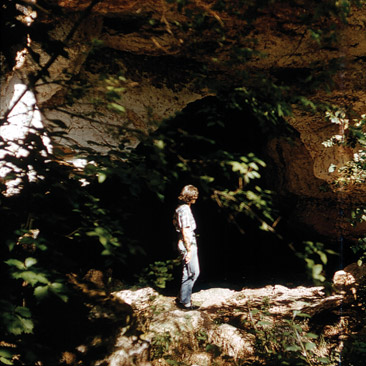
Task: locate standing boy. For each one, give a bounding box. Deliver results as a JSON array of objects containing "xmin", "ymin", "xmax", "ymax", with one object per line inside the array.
[{"xmin": 173, "ymin": 185, "xmax": 200, "ymax": 310}]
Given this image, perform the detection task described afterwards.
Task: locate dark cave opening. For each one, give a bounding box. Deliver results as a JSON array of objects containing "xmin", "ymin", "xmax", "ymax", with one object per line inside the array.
[{"xmin": 129, "ymin": 94, "xmax": 322, "ymax": 291}]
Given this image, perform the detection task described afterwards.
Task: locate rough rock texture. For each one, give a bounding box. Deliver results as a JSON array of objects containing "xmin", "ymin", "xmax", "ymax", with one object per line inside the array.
[
  {"xmin": 333, "ymin": 262, "xmax": 366, "ymax": 301},
  {"xmin": 94, "ymin": 281, "xmax": 349, "ymax": 365},
  {"xmin": 56, "ymin": 263, "xmax": 365, "ymax": 365},
  {"xmin": 2, "ymin": 1, "xmax": 366, "ymax": 240}
]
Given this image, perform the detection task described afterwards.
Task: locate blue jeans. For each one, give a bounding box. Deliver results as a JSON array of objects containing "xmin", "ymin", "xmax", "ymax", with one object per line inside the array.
[{"xmin": 178, "ymin": 240, "xmax": 200, "ymax": 306}]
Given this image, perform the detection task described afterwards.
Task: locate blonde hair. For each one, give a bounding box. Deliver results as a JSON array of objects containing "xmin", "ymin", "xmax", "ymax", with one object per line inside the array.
[{"xmin": 178, "ymin": 185, "xmax": 199, "ymax": 203}]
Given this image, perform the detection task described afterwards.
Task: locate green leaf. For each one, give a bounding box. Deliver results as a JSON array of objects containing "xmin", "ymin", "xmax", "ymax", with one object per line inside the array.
[
  {"xmin": 305, "ymin": 342, "xmax": 316, "ymax": 350},
  {"xmin": 286, "ymin": 345, "xmax": 301, "ymax": 352},
  {"xmin": 328, "ymin": 164, "xmax": 337, "ymax": 173},
  {"xmin": 25, "ymin": 257, "xmax": 37, "ymax": 268},
  {"xmin": 257, "ymin": 320, "xmax": 272, "ymax": 326},
  {"xmin": 97, "ymin": 172, "xmax": 107, "ymax": 183},
  {"xmin": 6, "ymin": 241, "xmax": 16, "ymax": 252},
  {"xmin": 312, "ymin": 263, "xmax": 323, "ymax": 275},
  {"xmin": 0, "ymin": 357, "xmax": 13, "ymax": 365},
  {"xmin": 277, "ymin": 103, "xmax": 284, "ymax": 117},
  {"xmin": 318, "ymin": 357, "xmax": 330, "ymax": 363},
  {"xmin": 50, "ymin": 282, "xmax": 62, "ymax": 290},
  {"xmin": 50, "ymin": 282, "xmax": 68, "ymax": 302},
  {"xmin": 99, "ymin": 236, "xmax": 108, "ymax": 246},
  {"xmin": 5, "ymin": 259, "xmax": 25, "ymax": 270},
  {"xmin": 293, "ymin": 311, "xmax": 311, "ymax": 318},
  {"xmin": 56, "ymin": 293, "xmax": 69, "ymax": 303},
  {"xmin": 200, "ymin": 175, "xmax": 215, "ymax": 183},
  {"xmin": 318, "ymin": 251, "xmax": 328, "ymax": 264},
  {"xmin": 292, "ymin": 324, "xmax": 303, "ymax": 332},
  {"xmin": 165, "ymin": 359, "xmax": 180, "ymax": 365},
  {"xmin": 0, "ymin": 349, "xmax": 14, "ymax": 365},
  {"xmin": 34, "ymin": 285, "xmax": 49, "ymax": 300},
  {"xmin": 7, "ymin": 313, "xmax": 34, "ymax": 335},
  {"xmin": 13, "ymin": 271, "xmax": 49, "ymax": 286},
  {"xmin": 15, "ymin": 306, "xmax": 31, "ymax": 318},
  {"xmin": 16, "ymin": 315, "xmax": 34, "ymax": 334},
  {"xmin": 109, "ymin": 102, "xmax": 125, "ymax": 113}
]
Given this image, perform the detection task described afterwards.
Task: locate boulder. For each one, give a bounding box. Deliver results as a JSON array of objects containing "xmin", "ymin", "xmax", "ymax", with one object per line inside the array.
[
  {"xmin": 333, "ymin": 262, "xmax": 366, "ymax": 300},
  {"xmin": 94, "ymin": 284, "xmax": 346, "ymax": 365}
]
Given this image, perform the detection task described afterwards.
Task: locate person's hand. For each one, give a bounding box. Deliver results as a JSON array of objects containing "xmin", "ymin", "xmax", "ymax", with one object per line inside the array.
[{"xmin": 185, "ymin": 250, "xmax": 192, "ymax": 264}]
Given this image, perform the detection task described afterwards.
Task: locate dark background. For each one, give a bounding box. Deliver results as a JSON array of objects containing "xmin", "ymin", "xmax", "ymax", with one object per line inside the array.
[{"xmin": 124, "ymin": 96, "xmax": 347, "ymax": 292}]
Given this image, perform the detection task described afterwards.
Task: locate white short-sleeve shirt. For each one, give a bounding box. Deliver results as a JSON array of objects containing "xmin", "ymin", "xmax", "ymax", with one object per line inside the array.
[{"xmin": 174, "ymin": 204, "xmax": 196, "ymax": 233}]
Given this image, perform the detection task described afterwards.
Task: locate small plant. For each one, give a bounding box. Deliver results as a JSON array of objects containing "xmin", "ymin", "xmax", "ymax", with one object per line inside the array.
[
  {"xmin": 151, "ymin": 332, "xmax": 172, "ymax": 359},
  {"xmin": 245, "ymin": 301, "xmax": 332, "ymax": 365},
  {"xmin": 137, "ymin": 258, "xmax": 180, "ymax": 289},
  {"xmin": 196, "ymin": 329, "xmax": 208, "ymax": 346},
  {"xmin": 291, "ymin": 241, "xmax": 338, "ymax": 283},
  {"xmin": 322, "ymin": 112, "xmax": 366, "ymax": 186},
  {"xmin": 351, "ymin": 237, "xmax": 366, "ymax": 266},
  {"xmin": 350, "ymin": 207, "xmax": 366, "ymax": 265}
]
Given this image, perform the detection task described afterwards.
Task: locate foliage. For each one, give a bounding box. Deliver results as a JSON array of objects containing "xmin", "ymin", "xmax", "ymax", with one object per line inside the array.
[
  {"xmin": 144, "ymin": 91, "xmax": 281, "ymax": 236},
  {"xmin": 321, "ymin": 111, "xmax": 366, "ymax": 266},
  {"xmin": 351, "ymin": 237, "xmax": 366, "ymax": 265},
  {"xmin": 350, "ymin": 207, "xmax": 366, "ymax": 265},
  {"xmin": 151, "ymin": 332, "xmax": 172, "ymax": 359},
  {"xmin": 137, "ymin": 258, "xmax": 181, "ymax": 289},
  {"xmin": 246, "ymin": 301, "xmax": 333, "ymax": 365},
  {"xmin": 322, "ymin": 112, "xmax": 366, "ymax": 186},
  {"xmin": 1, "ymin": 0, "xmax": 366, "ymax": 364},
  {"xmin": 291, "ymin": 241, "xmax": 339, "ymax": 283},
  {"xmin": 339, "ymin": 280, "xmax": 366, "ymax": 366}
]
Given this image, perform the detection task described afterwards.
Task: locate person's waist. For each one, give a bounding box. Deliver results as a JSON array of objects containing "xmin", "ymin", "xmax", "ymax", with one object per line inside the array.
[
  {"xmin": 178, "ymin": 231, "xmax": 196, "ymax": 240},
  {"xmin": 178, "ymin": 239, "xmax": 197, "ymax": 247},
  {"xmin": 178, "ymin": 235, "xmax": 197, "ymax": 244},
  {"xmin": 177, "ymin": 228, "xmax": 196, "ymax": 233}
]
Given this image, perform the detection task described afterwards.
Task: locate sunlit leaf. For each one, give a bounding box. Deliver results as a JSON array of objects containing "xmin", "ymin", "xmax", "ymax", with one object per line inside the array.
[
  {"xmin": 0, "ymin": 348, "xmax": 14, "ymax": 365},
  {"xmin": 15, "ymin": 306, "xmax": 31, "ymax": 318},
  {"xmin": 286, "ymin": 345, "xmax": 301, "ymax": 352},
  {"xmin": 5, "ymin": 259, "xmax": 25, "ymax": 270},
  {"xmin": 25, "ymin": 257, "xmax": 37, "ymax": 268},
  {"xmin": 13, "ymin": 271, "xmax": 49, "ymax": 286},
  {"xmin": 108, "ymin": 102, "xmax": 125, "ymax": 113},
  {"xmin": 305, "ymin": 342, "xmax": 316, "ymax": 350},
  {"xmin": 97, "ymin": 172, "xmax": 107, "ymax": 183},
  {"xmin": 34, "ymin": 285, "xmax": 49, "ymax": 300}
]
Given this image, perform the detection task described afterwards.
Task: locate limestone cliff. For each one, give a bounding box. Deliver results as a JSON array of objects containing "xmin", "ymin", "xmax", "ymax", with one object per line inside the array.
[
  {"xmin": 1, "ymin": 1, "xmax": 365, "ymax": 240},
  {"xmin": 62, "ymin": 263, "xmax": 366, "ymax": 365}
]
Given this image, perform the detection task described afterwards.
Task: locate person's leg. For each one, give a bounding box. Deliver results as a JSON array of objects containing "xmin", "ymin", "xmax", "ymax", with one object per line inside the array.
[
  {"xmin": 179, "ymin": 263, "xmax": 190, "ymax": 305},
  {"xmin": 179, "ymin": 245, "xmax": 199, "ymax": 306}
]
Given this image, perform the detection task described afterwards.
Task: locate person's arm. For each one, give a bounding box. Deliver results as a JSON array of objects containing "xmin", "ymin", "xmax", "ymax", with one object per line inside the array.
[{"xmin": 181, "ymin": 227, "xmax": 192, "ymax": 263}]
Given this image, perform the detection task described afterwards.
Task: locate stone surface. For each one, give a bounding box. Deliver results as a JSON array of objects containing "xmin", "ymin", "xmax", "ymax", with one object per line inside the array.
[
  {"xmin": 1, "ymin": 1, "xmax": 365, "ymax": 239},
  {"xmin": 94, "ymin": 282, "xmax": 348, "ymax": 365},
  {"xmin": 39, "ymin": 2, "xmax": 366, "ymax": 243},
  {"xmin": 333, "ymin": 262, "xmax": 366, "ymax": 300}
]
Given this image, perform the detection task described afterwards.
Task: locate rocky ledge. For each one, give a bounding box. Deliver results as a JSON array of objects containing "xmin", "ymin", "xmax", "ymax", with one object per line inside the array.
[{"xmin": 72, "ymin": 263, "xmax": 365, "ymax": 366}]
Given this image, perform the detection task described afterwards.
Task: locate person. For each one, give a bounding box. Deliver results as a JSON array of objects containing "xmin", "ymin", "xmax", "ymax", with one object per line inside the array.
[{"xmin": 173, "ymin": 184, "xmax": 200, "ymax": 310}]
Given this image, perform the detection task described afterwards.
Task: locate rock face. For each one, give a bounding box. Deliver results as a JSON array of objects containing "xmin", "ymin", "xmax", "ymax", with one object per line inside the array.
[
  {"xmin": 333, "ymin": 262, "xmax": 366, "ymax": 300},
  {"xmin": 92, "ymin": 283, "xmax": 347, "ymax": 365},
  {"xmin": 1, "ymin": 1, "xmax": 366, "ymax": 240},
  {"xmin": 55, "ymin": 264, "xmax": 365, "ymax": 365}
]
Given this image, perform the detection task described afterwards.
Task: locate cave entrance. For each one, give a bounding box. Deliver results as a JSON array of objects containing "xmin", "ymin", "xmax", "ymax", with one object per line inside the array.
[{"xmin": 136, "ymin": 95, "xmax": 309, "ymax": 290}]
